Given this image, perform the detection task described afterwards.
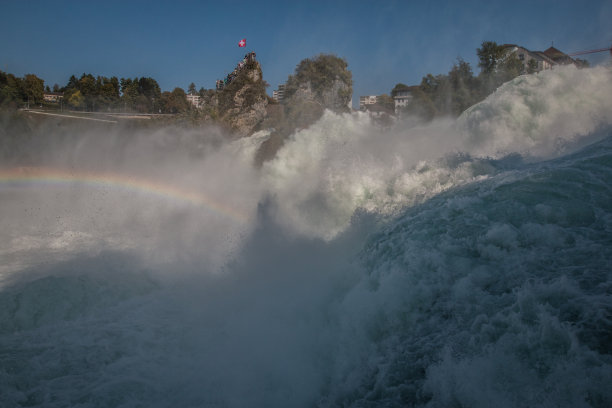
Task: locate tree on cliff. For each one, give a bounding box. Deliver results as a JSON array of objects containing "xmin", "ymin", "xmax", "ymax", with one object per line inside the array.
[
  {"xmin": 284, "ymin": 53, "xmax": 352, "ymax": 111},
  {"xmin": 477, "ymin": 41, "xmax": 524, "ymax": 94},
  {"xmin": 282, "ymin": 54, "xmax": 352, "ymax": 129},
  {"xmin": 477, "ymin": 41, "xmax": 506, "ymax": 74}
]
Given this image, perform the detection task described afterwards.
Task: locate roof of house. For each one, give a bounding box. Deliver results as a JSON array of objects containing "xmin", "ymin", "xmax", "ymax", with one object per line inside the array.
[
  {"xmin": 543, "ymin": 46, "xmax": 575, "ymax": 64},
  {"xmin": 503, "ymin": 44, "xmax": 575, "ymax": 66},
  {"xmin": 543, "ymin": 46, "xmax": 564, "ymax": 58}
]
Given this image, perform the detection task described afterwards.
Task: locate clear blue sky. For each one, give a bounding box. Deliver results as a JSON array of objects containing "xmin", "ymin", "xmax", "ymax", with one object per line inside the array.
[{"xmin": 2, "ymin": 0, "xmax": 611, "ymax": 108}]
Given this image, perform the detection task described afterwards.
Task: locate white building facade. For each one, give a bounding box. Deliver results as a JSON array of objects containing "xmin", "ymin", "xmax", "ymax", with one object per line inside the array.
[
  {"xmin": 186, "ymin": 94, "xmax": 200, "ymax": 108},
  {"xmin": 359, "ymin": 95, "xmax": 378, "ymax": 110}
]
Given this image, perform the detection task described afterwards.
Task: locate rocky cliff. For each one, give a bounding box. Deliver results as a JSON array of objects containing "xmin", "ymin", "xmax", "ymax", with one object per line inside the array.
[
  {"xmin": 201, "ymin": 53, "xmax": 352, "ymax": 163},
  {"xmin": 211, "ymin": 58, "xmax": 269, "ymax": 137}
]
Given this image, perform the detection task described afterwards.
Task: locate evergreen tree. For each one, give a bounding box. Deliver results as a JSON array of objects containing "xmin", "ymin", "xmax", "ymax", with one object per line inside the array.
[
  {"xmin": 188, "ymin": 82, "xmax": 197, "ymax": 95},
  {"xmin": 0, "ymin": 71, "xmax": 24, "ymax": 108},
  {"xmin": 448, "ymin": 58, "xmax": 478, "ymax": 115},
  {"xmin": 23, "ymin": 74, "xmax": 44, "ymax": 105}
]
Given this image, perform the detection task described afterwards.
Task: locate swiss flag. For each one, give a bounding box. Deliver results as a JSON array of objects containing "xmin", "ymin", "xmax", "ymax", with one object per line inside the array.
[{"xmin": 238, "ymin": 38, "xmax": 246, "ymax": 48}]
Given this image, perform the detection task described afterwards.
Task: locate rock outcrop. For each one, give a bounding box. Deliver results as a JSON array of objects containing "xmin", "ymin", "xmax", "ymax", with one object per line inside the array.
[
  {"xmin": 255, "ymin": 54, "xmax": 353, "ymax": 164},
  {"xmin": 211, "ymin": 58, "xmax": 269, "ymax": 137},
  {"xmin": 200, "ymin": 53, "xmax": 353, "ymax": 164}
]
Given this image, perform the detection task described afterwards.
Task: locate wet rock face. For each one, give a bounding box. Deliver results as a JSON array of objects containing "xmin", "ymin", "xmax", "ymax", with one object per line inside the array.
[
  {"xmin": 321, "ymin": 78, "xmax": 352, "ymax": 111},
  {"xmin": 226, "ymin": 97, "xmax": 268, "ymax": 137},
  {"xmin": 285, "ymin": 78, "xmax": 351, "ymax": 113}
]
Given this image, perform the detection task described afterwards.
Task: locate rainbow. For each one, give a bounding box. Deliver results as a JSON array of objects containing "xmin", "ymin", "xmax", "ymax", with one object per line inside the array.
[{"xmin": 0, "ymin": 167, "xmax": 248, "ymax": 223}]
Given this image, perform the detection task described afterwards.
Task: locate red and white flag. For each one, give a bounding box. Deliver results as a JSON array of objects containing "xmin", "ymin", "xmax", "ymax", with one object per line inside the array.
[{"xmin": 238, "ymin": 38, "xmax": 246, "ymax": 48}]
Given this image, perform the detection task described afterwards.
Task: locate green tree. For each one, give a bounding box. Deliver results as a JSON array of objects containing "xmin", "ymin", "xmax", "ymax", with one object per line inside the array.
[
  {"xmin": 160, "ymin": 87, "xmax": 188, "ymax": 113},
  {"xmin": 398, "ymin": 58, "xmax": 481, "ymax": 120},
  {"xmin": 138, "ymin": 77, "xmax": 161, "ymax": 99},
  {"xmin": 477, "ymin": 41, "xmax": 506, "ymax": 74},
  {"xmin": 448, "ymin": 58, "xmax": 478, "ymax": 115},
  {"xmin": 78, "ymin": 73, "xmax": 96, "ymax": 110},
  {"xmin": 120, "ymin": 77, "xmax": 138, "ymax": 111},
  {"xmin": 66, "ymin": 75, "xmax": 79, "ymax": 90},
  {"xmin": 0, "ymin": 71, "xmax": 24, "ymax": 108},
  {"xmin": 96, "ymin": 76, "xmax": 120, "ymax": 110},
  {"xmin": 419, "ymin": 73, "xmax": 452, "ymax": 115},
  {"xmin": 188, "ymin": 82, "xmax": 197, "ymax": 95},
  {"xmin": 391, "ymin": 83, "xmax": 410, "ymax": 97},
  {"xmin": 375, "ymin": 94, "xmax": 395, "ymax": 113},
  {"xmin": 137, "ymin": 77, "xmax": 161, "ymax": 112},
  {"xmin": 23, "ymin": 74, "xmax": 44, "ymax": 105},
  {"xmin": 498, "ymin": 53, "xmax": 524, "ymax": 81},
  {"xmin": 284, "ymin": 53, "xmax": 352, "ymax": 110},
  {"xmin": 400, "ymin": 87, "xmax": 436, "ymax": 121},
  {"xmin": 420, "ymin": 73, "xmax": 445, "ymax": 96},
  {"xmin": 476, "ymin": 41, "xmax": 531, "ymax": 96},
  {"xmin": 68, "ymin": 90, "xmax": 84, "ymax": 109}
]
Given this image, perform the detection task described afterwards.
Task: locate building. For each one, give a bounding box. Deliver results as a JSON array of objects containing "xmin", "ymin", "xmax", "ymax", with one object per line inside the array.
[
  {"xmin": 529, "ymin": 51, "xmax": 557, "ymax": 71},
  {"xmin": 542, "ymin": 46, "xmax": 576, "ymax": 65},
  {"xmin": 43, "ymin": 92, "xmax": 63, "ymax": 103},
  {"xmin": 393, "ymin": 86, "xmax": 420, "ymax": 115},
  {"xmin": 393, "ymin": 90, "xmax": 412, "ymax": 114},
  {"xmin": 502, "ymin": 44, "xmax": 576, "ymax": 73},
  {"xmin": 186, "ymin": 94, "xmax": 200, "ymax": 108},
  {"xmin": 359, "ymin": 95, "xmax": 378, "ymax": 110},
  {"xmin": 273, "ymin": 84, "xmax": 286, "ymax": 103}
]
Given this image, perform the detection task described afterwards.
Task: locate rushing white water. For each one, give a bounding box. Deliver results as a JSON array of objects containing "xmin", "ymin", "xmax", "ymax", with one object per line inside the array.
[{"xmin": 1, "ymin": 65, "xmax": 611, "ymax": 407}]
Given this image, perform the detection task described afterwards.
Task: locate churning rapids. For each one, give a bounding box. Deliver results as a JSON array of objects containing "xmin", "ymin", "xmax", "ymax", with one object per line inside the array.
[{"xmin": 1, "ymin": 65, "xmax": 612, "ymax": 407}]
